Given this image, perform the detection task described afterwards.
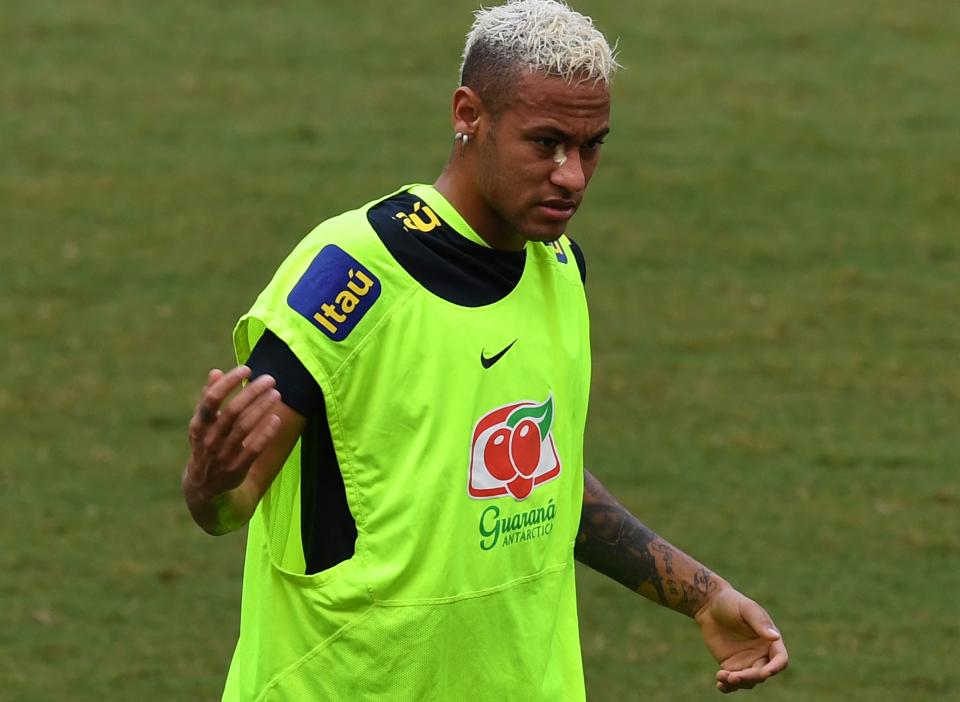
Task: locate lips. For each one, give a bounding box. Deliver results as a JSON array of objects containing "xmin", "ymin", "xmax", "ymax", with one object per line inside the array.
[{"xmin": 538, "ymin": 199, "xmax": 578, "ymax": 220}]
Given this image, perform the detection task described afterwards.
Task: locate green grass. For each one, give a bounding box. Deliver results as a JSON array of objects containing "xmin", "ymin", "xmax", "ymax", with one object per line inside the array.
[{"xmin": 2, "ymin": 1, "xmax": 958, "ymax": 700}]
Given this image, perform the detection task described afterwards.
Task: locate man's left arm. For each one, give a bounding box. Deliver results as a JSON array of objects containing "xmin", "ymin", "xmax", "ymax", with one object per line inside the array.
[{"xmin": 575, "ymin": 469, "xmax": 789, "ymax": 694}]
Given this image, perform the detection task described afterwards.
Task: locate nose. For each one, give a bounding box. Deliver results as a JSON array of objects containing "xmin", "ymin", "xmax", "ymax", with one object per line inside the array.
[{"xmin": 549, "ymin": 149, "xmax": 586, "ymax": 194}]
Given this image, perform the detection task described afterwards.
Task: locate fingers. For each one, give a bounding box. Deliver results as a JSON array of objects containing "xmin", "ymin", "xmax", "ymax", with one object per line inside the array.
[
  {"xmin": 218, "ymin": 384, "xmax": 282, "ymax": 464},
  {"xmin": 716, "ymin": 659, "xmax": 766, "ymax": 693},
  {"xmin": 203, "ymin": 375, "xmax": 275, "ymax": 466},
  {"xmin": 187, "ymin": 366, "xmax": 267, "ymax": 490},
  {"xmin": 190, "ymin": 368, "xmax": 225, "ymax": 441},
  {"xmin": 738, "ymin": 599, "xmax": 788, "ymax": 677},
  {"xmin": 194, "ymin": 366, "xmax": 251, "ymax": 428},
  {"xmin": 717, "ymin": 680, "xmax": 755, "ymax": 694},
  {"xmin": 718, "ymin": 658, "xmax": 766, "ymax": 683},
  {"xmin": 233, "ymin": 412, "xmax": 282, "ymax": 474},
  {"xmin": 762, "ymin": 637, "xmax": 789, "ymax": 676},
  {"xmin": 717, "ymin": 679, "xmax": 755, "ymax": 694},
  {"xmin": 715, "ymin": 634, "xmax": 789, "ymax": 694},
  {"xmin": 740, "ymin": 598, "xmax": 781, "ymax": 641},
  {"xmin": 201, "ymin": 366, "xmax": 266, "ymax": 448}
]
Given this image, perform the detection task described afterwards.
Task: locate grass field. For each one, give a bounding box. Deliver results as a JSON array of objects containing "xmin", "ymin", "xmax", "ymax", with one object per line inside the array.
[{"xmin": 2, "ymin": 1, "xmax": 958, "ymax": 700}]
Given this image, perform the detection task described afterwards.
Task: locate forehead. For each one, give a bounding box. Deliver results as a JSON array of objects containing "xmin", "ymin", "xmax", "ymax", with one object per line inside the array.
[{"xmin": 501, "ymin": 71, "xmax": 610, "ymax": 134}]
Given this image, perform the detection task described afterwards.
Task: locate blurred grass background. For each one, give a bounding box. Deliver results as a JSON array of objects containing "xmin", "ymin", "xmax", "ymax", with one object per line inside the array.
[{"xmin": 1, "ymin": 1, "xmax": 958, "ymax": 700}]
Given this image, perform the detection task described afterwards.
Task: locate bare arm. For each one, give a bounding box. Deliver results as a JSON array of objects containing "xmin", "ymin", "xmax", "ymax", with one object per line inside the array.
[
  {"xmin": 574, "ymin": 469, "xmax": 724, "ymax": 616},
  {"xmin": 575, "ymin": 469, "xmax": 788, "ymax": 693},
  {"xmin": 181, "ymin": 366, "xmax": 306, "ymax": 535}
]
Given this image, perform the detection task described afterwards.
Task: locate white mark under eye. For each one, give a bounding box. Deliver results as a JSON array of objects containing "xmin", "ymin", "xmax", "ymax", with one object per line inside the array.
[{"xmin": 553, "ymin": 144, "xmax": 567, "ymax": 167}]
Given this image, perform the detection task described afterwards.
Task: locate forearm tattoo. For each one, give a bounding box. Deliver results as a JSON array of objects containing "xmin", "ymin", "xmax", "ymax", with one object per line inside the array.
[{"xmin": 575, "ymin": 471, "xmax": 719, "ymax": 616}]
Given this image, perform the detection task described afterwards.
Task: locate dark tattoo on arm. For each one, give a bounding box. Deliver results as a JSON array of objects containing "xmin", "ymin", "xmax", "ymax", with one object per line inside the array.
[
  {"xmin": 676, "ymin": 567, "xmax": 719, "ymax": 617},
  {"xmin": 574, "ymin": 472, "xmax": 668, "ymax": 602},
  {"xmin": 575, "ymin": 471, "xmax": 720, "ymax": 616},
  {"xmin": 652, "ymin": 541, "xmax": 680, "ymax": 597}
]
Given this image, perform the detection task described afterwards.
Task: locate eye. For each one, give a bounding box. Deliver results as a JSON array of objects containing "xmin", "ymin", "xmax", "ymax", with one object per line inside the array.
[
  {"xmin": 583, "ymin": 138, "xmax": 605, "ymax": 153},
  {"xmin": 534, "ymin": 137, "xmax": 560, "ymax": 149}
]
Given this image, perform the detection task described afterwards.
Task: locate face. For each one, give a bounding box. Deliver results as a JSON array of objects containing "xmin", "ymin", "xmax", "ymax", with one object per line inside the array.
[{"xmin": 474, "ymin": 71, "xmax": 610, "ymax": 245}]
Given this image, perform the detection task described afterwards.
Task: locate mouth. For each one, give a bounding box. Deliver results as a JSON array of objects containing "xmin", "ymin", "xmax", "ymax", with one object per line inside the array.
[{"xmin": 537, "ymin": 199, "xmax": 578, "ymax": 221}]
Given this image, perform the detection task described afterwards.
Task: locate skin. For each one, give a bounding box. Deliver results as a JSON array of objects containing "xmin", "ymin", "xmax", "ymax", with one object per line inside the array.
[
  {"xmin": 182, "ymin": 367, "xmax": 303, "ymax": 535},
  {"xmin": 434, "ymin": 70, "xmax": 610, "ymax": 250},
  {"xmin": 576, "ymin": 473, "xmax": 789, "ymax": 693},
  {"xmin": 183, "ymin": 67, "xmax": 787, "ymax": 694}
]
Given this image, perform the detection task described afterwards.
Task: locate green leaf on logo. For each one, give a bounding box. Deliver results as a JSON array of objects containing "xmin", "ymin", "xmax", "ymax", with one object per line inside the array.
[{"xmin": 506, "ymin": 395, "xmax": 554, "ymax": 439}]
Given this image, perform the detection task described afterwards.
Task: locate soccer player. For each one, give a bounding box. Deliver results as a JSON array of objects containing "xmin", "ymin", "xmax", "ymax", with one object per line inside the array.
[{"xmin": 182, "ymin": 1, "xmax": 789, "ymax": 699}]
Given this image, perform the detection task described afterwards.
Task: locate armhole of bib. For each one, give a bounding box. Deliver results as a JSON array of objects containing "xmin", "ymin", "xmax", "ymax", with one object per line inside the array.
[
  {"xmin": 246, "ymin": 326, "xmax": 358, "ymax": 576},
  {"xmin": 567, "ymin": 237, "xmax": 587, "ymax": 286}
]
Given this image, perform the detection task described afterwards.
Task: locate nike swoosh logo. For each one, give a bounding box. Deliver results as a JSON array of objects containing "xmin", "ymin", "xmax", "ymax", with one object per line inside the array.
[{"xmin": 480, "ymin": 339, "xmax": 517, "ymax": 369}]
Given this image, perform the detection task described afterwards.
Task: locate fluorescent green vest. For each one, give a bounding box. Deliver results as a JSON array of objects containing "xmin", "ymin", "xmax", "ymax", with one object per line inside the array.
[{"xmin": 226, "ymin": 185, "xmax": 591, "ymax": 701}]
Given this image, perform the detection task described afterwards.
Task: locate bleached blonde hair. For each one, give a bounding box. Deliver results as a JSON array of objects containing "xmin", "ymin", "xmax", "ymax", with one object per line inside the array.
[{"xmin": 460, "ymin": 0, "xmax": 620, "ymax": 91}]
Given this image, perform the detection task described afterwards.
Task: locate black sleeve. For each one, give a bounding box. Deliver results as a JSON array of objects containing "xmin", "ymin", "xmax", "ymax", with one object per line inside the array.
[
  {"xmin": 568, "ymin": 237, "xmax": 587, "ymax": 285},
  {"xmin": 246, "ymin": 329, "xmax": 324, "ymax": 417}
]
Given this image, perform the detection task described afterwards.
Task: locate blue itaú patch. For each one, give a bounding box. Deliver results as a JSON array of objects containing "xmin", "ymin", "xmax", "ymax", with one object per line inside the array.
[{"xmin": 287, "ymin": 245, "xmax": 381, "ymax": 341}]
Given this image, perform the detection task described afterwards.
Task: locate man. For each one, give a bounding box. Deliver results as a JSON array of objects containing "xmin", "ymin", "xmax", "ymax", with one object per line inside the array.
[{"xmin": 183, "ymin": 1, "xmax": 788, "ymax": 699}]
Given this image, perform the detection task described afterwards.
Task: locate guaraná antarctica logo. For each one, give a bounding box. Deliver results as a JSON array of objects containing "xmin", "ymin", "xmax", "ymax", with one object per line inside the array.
[
  {"xmin": 478, "ymin": 500, "xmax": 557, "ymax": 551},
  {"xmin": 467, "ymin": 395, "xmax": 561, "ymax": 501}
]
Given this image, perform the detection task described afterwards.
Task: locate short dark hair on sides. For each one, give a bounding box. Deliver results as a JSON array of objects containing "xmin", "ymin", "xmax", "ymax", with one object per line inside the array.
[{"xmin": 460, "ymin": 40, "xmax": 525, "ymax": 118}]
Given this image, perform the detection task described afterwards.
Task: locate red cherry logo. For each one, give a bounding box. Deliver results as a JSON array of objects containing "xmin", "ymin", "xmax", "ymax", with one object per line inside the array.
[
  {"xmin": 509, "ymin": 419, "xmax": 541, "ymax": 477},
  {"xmin": 484, "ymin": 427, "xmax": 516, "ymax": 481},
  {"xmin": 507, "ymin": 475, "xmax": 534, "ymax": 500}
]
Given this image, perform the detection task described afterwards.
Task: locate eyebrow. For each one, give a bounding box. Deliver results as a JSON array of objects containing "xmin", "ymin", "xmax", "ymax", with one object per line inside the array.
[
  {"xmin": 530, "ymin": 126, "xmax": 611, "ymax": 143},
  {"xmin": 589, "ymin": 127, "xmax": 611, "ymax": 141}
]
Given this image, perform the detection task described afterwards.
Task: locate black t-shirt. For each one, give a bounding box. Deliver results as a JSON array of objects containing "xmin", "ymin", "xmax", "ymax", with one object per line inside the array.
[{"xmin": 247, "ymin": 217, "xmax": 586, "ymax": 574}]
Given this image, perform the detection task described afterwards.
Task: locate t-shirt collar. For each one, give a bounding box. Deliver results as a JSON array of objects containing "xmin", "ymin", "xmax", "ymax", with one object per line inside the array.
[{"xmin": 407, "ymin": 183, "xmax": 524, "ymax": 251}]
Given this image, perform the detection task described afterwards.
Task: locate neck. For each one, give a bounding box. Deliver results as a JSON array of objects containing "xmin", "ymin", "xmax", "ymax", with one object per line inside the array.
[{"xmin": 434, "ymin": 161, "xmax": 526, "ymax": 252}]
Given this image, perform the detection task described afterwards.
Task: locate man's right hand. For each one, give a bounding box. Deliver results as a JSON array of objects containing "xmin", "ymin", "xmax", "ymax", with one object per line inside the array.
[
  {"xmin": 186, "ymin": 366, "xmax": 280, "ymax": 499},
  {"xmin": 182, "ymin": 364, "xmax": 306, "ymax": 535},
  {"xmin": 182, "ymin": 366, "xmax": 286, "ymax": 534},
  {"xmin": 185, "ymin": 366, "xmax": 281, "ymax": 502}
]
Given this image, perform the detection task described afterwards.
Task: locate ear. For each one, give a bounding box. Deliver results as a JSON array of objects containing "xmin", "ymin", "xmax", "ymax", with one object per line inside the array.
[{"xmin": 451, "ymin": 86, "xmax": 485, "ymax": 138}]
